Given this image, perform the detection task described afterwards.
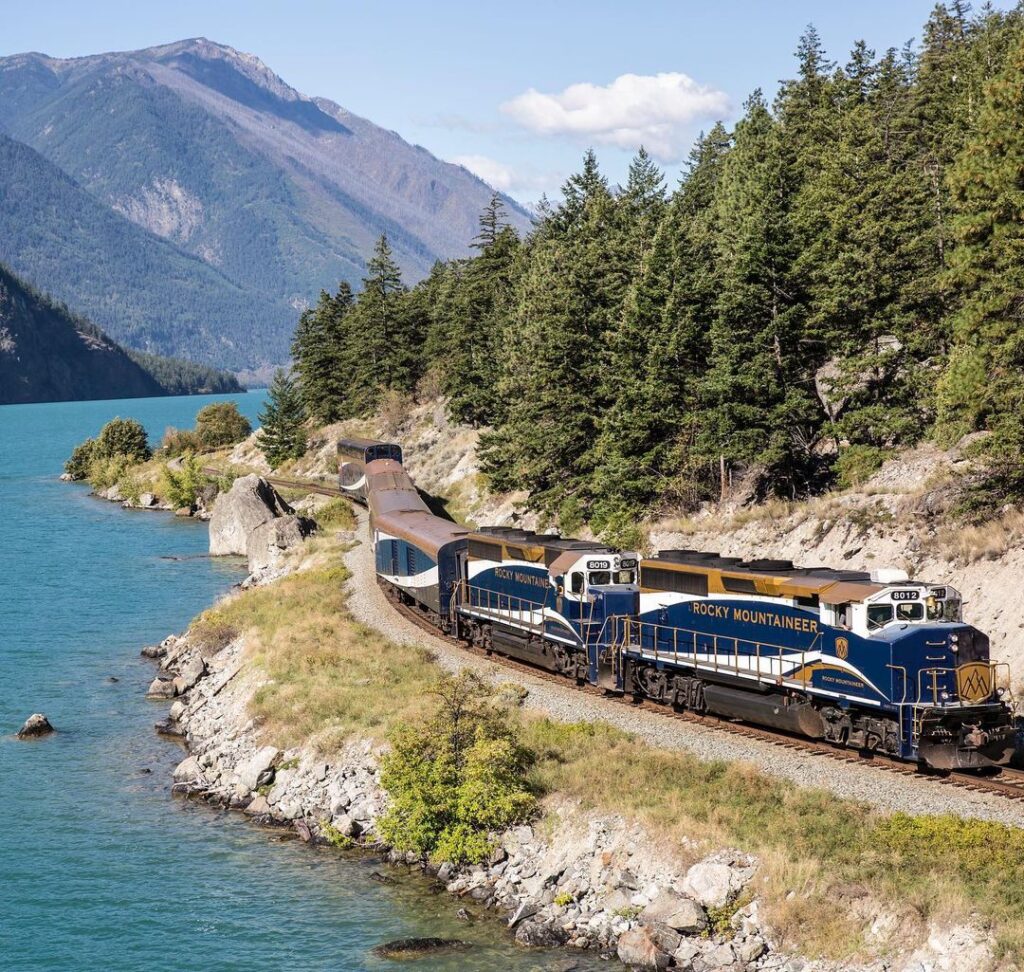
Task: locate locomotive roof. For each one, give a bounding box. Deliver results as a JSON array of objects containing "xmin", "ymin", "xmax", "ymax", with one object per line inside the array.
[
  {"xmin": 643, "ymin": 549, "xmax": 885, "ymax": 602},
  {"xmin": 337, "ymin": 435, "xmax": 396, "ymax": 450},
  {"xmin": 468, "ymin": 526, "xmax": 619, "ymax": 576}
]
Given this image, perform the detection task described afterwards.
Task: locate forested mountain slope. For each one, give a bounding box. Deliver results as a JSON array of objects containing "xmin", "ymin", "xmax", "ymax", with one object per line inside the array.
[
  {"xmin": 0, "ymin": 134, "xmax": 281, "ymax": 369},
  {"xmin": 0, "ymin": 263, "xmax": 240, "ymax": 405},
  {"xmin": 0, "ymin": 38, "xmax": 531, "ymax": 367},
  {"xmin": 284, "ymin": 4, "xmax": 1024, "ymax": 533}
]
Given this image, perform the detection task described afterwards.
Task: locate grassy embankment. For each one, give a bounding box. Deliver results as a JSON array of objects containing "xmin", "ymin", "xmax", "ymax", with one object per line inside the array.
[{"xmin": 188, "ymin": 522, "xmax": 1024, "ymax": 964}]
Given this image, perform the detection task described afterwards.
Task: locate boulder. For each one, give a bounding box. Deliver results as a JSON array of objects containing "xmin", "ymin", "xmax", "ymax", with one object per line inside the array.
[
  {"xmin": 642, "ymin": 890, "xmax": 708, "ymax": 934},
  {"xmin": 174, "ymin": 655, "xmax": 207, "ymax": 694},
  {"xmin": 330, "ymin": 813, "xmax": 361, "ymax": 838},
  {"xmin": 16, "ymin": 713, "xmax": 55, "ymax": 738},
  {"xmin": 508, "ymin": 900, "xmax": 539, "ymax": 927},
  {"xmin": 172, "ymin": 755, "xmax": 203, "ymax": 783},
  {"xmin": 514, "ymin": 920, "xmax": 568, "ymax": 948},
  {"xmin": 146, "ymin": 677, "xmax": 177, "ymax": 699},
  {"xmin": 238, "ymin": 745, "xmax": 280, "ymax": 791},
  {"xmin": 246, "ymin": 514, "xmax": 316, "ymax": 574},
  {"xmin": 616, "ymin": 925, "xmax": 674, "ymax": 970},
  {"xmin": 208, "ymin": 475, "xmax": 292, "ymax": 556},
  {"xmin": 735, "ymin": 936, "xmax": 766, "ymax": 964},
  {"xmin": 683, "ymin": 858, "xmax": 751, "ymax": 909},
  {"xmin": 138, "ymin": 492, "xmax": 158, "ymax": 508},
  {"xmin": 244, "ymin": 794, "xmax": 271, "ymax": 816}
]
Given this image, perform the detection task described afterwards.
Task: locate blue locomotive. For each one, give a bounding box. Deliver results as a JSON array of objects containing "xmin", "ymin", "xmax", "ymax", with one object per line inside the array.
[{"xmin": 347, "ymin": 439, "xmax": 1016, "ymax": 770}]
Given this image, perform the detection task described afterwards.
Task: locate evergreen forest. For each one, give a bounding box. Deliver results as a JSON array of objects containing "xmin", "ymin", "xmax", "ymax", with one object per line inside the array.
[{"xmin": 291, "ymin": 4, "xmax": 1024, "ymax": 532}]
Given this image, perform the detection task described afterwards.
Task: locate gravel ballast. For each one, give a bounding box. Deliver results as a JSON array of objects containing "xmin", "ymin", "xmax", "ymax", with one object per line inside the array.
[{"xmin": 344, "ymin": 511, "xmax": 1024, "ymax": 828}]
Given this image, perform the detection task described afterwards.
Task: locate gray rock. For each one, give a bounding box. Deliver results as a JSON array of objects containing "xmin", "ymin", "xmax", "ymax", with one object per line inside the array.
[
  {"xmin": 514, "ymin": 920, "xmax": 568, "ymax": 948},
  {"xmin": 245, "ymin": 794, "xmax": 271, "ymax": 816},
  {"xmin": 672, "ymin": 939, "xmax": 703, "ymax": 969},
  {"xmin": 172, "ymin": 755, "xmax": 203, "ymax": 783},
  {"xmin": 16, "ymin": 713, "xmax": 55, "ymax": 738},
  {"xmin": 138, "ymin": 492, "xmax": 158, "ymax": 508},
  {"xmin": 146, "ymin": 677, "xmax": 177, "ymax": 699},
  {"xmin": 209, "ymin": 475, "xmax": 292, "ymax": 556},
  {"xmin": 246, "ymin": 514, "xmax": 316, "ymax": 574},
  {"xmin": 436, "ymin": 862, "xmax": 456, "ymax": 882},
  {"xmin": 238, "ymin": 745, "xmax": 280, "ymax": 791},
  {"xmin": 616, "ymin": 925, "xmax": 673, "ymax": 970},
  {"xmin": 734, "ymin": 936, "xmax": 766, "ymax": 964},
  {"xmin": 508, "ymin": 901, "xmax": 539, "ymax": 927},
  {"xmin": 175, "ymin": 655, "xmax": 207, "ymax": 692},
  {"xmin": 684, "ymin": 860, "xmax": 744, "ymax": 909},
  {"xmin": 372, "ymin": 939, "xmax": 471, "ymax": 959},
  {"xmin": 330, "ymin": 813, "xmax": 361, "ymax": 838},
  {"xmin": 602, "ymin": 888, "xmax": 633, "ymax": 913},
  {"xmin": 702, "ymin": 942, "xmax": 737, "ymax": 969},
  {"xmin": 642, "ymin": 891, "xmax": 708, "ymax": 934}
]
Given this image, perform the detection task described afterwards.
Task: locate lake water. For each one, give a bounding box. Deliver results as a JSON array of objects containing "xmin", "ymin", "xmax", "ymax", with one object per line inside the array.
[{"xmin": 0, "ymin": 393, "xmax": 597, "ymax": 971}]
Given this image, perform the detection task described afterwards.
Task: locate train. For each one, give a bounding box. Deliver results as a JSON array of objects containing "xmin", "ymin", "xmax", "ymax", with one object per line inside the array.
[{"xmin": 337, "ymin": 436, "xmax": 1017, "ymax": 771}]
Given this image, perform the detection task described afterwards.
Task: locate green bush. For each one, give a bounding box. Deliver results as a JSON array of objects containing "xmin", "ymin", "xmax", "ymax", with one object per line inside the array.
[
  {"xmin": 64, "ymin": 438, "xmax": 97, "ymax": 480},
  {"xmin": 160, "ymin": 426, "xmax": 202, "ymax": 457},
  {"xmin": 161, "ymin": 453, "xmax": 209, "ymax": 510},
  {"xmin": 378, "ymin": 672, "xmax": 535, "ymax": 864},
  {"xmin": 194, "ymin": 402, "xmax": 252, "ymax": 449},
  {"xmin": 95, "ymin": 417, "xmax": 151, "ymax": 463},
  {"xmin": 834, "ymin": 445, "xmax": 892, "ymax": 489},
  {"xmin": 87, "ymin": 453, "xmax": 133, "ymax": 491}
]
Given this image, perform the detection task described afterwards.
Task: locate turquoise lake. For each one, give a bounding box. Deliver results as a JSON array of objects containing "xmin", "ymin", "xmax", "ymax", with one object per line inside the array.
[{"xmin": 0, "ymin": 393, "xmax": 598, "ymax": 972}]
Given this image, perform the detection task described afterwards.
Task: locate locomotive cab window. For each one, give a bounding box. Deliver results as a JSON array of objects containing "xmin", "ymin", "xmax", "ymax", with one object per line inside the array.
[
  {"xmin": 896, "ymin": 602, "xmax": 924, "ymax": 622},
  {"xmin": 589, "ymin": 571, "xmax": 611, "ymax": 586},
  {"xmin": 868, "ymin": 604, "xmax": 893, "ymax": 630},
  {"xmin": 569, "ymin": 571, "xmax": 584, "ymax": 595},
  {"xmin": 614, "ymin": 569, "xmax": 634, "ymax": 585}
]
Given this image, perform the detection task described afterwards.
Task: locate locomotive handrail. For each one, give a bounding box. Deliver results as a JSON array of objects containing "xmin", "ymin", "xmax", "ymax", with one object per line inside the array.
[{"xmin": 613, "ymin": 616, "xmax": 821, "ymax": 691}]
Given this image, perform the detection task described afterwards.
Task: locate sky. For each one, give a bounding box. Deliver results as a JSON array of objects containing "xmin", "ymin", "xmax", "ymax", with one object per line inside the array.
[{"xmin": 1, "ymin": 0, "xmax": 1016, "ymax": 204}]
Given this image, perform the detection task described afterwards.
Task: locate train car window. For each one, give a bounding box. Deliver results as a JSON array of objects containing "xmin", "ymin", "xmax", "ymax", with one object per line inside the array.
[
  {"xmin": 836, "ymin": 603, "xmax": 851, "ymax": 629},
  {"xmin": 615, "ymin": 569, "xmax": 634, "ymax": 584},
  {"xmin": 867, "ymin": 604, "xmax": 893, "ymax": 629},
  {"xmin": 896, "ymin": 602, "xmax": 924, "ymax": 622},
  {"xmin": 570, "ymin": 572, "xmax": 584, "ymax": 594},
  {"xmin": 589, "ymin": 571, "xmax": 611, "ymax": 586},
  {"xmin": 943, "ymin": 599, "xmax": 961, "ymax": 622}
]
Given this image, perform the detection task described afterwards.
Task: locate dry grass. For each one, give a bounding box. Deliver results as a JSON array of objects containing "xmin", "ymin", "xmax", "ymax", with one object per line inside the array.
[
  {"xmin": 521, "ymin": 717, "xmax": 1024, "ymax": 961},
  {"xmin": 938, "ymin": 509, "xmax": 1024, "ymax": 564},
  {"xmin": 196, "ymin": 558, "xmax": 437, "ymax": 752}
]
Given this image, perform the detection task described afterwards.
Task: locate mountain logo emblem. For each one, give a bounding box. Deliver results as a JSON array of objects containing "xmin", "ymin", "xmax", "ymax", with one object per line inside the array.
[
  {"xmin": 835, "ymin": 637, "xmax": 849, "ymax": 660},
  {"xmin": 957, "ymin": 663, "xmax": 992, "ymax": 703}
]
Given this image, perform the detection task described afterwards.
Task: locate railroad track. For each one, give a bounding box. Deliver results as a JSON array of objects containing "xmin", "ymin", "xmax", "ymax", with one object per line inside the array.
[{"xmin": 237, "ymin": 472, "xmax": 1024, "ymax": 805}]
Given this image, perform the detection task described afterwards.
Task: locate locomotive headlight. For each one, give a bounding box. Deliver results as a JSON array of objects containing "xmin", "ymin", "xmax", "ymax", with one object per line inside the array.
[{"xmin": 950, "ymin": 633, "xmax": 959, "ymax": 643}]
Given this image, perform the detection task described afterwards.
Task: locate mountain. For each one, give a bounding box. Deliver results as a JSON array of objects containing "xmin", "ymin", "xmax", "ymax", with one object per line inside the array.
[
  {"xmin": 0, "ymin": 133, "xmax": 285, "ymax": 369},
  {"xmin": 0, "ymin": 262, "xmax": 241, "ymax": 405},
  {"xmin": 0, "ymin": 39, "xmax": 532, "ymax": 368}
]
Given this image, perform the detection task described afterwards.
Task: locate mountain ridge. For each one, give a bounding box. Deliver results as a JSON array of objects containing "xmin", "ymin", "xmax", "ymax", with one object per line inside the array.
[{"xmin": 0, "ymin": 38, "xmax": 532, "ymax": 368}]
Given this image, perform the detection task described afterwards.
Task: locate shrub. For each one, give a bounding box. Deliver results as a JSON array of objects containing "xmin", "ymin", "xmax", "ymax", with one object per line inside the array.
[
  {"xmin": 597, "ymin": 511, "xmax": 647, "ymax": 553},
  {"xmin": 313, "ymin": 498, "xmax": 356, "ymax": 530},
  {"xmin": 161, "ymin": 453, "xmax": 208, "ymax": 509},
  {"xmin": 378, "ymin": 672, "xmax": 535, "ymax": 864},
  {"xmin": 95, "ymin": 417, "xmax": 151, "ymax": 463},
  {"xmin": 160, "ymin": 426, "xmax": 201, "ymax": 457},
  {"xmin": 833, "ymin": 445, "xmax": 892, "ymax": 490},
  {"xmin": 87, "ymin": 453, "xmax": 132, "ymax": 491},
  {"xmin": 64, "ymin": 438, "xmax": 97, "ymax": 480},
  {"xmin": 194, "ymin": 402, "xmax": 252, "ymax": 449}
]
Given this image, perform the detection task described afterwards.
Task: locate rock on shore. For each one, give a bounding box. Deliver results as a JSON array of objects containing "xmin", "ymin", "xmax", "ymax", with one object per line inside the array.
[{"xmin": 208, "ymin": 475, "xmax": 293, "ymax": 556}]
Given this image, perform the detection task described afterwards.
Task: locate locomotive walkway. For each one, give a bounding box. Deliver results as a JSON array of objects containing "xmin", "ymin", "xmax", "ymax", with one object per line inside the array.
[{"xmin": 338, "ymin": 505, "xmax": 1024, "ymax": 827}]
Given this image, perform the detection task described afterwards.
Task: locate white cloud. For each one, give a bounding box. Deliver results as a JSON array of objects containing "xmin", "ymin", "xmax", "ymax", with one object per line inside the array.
[
  {"xmin": 451, "ymin": 154, "xmax": 556, "ymax": 199},
  {"xmin": 501, "ymin": 72, "xmax": 729, "ymax": 160}
]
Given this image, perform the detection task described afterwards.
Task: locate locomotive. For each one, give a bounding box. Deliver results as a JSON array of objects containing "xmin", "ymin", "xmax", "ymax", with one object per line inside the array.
[{"xmin": 340, "ymin": 438, "xmax": 1016, "ymax": 771}]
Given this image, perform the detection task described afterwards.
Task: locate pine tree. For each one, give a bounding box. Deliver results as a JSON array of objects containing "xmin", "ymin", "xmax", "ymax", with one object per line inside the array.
[
  {"xmin": 937, "ymin": 33, "xmax": 1024, "ymax": 453},
  {"xmin": 697, "ymin": 91, "xmax": 819, "ymax": 498},
  {"xmin": 291, "ymin": 282, "xmax": 355, "ymax": 423},
  {"xmin": 258, "ymin": 369, "xmax": 307, "ymax": 468}
]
